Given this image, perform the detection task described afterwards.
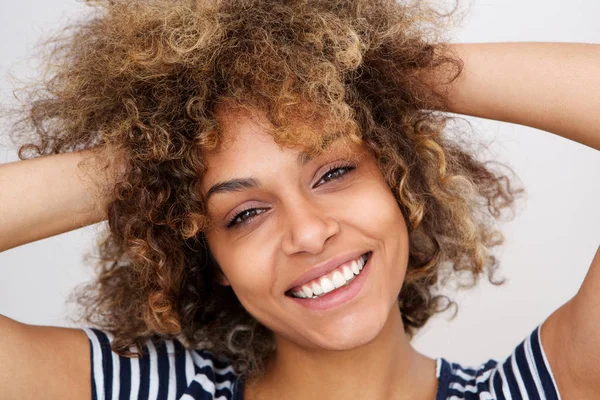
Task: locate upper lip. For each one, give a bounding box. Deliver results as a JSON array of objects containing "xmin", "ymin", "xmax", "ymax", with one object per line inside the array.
[{"xmin": 285, "ymin": 250, "xmax": 369, "ymax": 292}]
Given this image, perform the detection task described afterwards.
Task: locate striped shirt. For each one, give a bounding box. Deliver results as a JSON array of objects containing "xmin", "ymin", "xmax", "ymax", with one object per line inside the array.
[{"xmin": 83, "ymin": 323, "xmax": 561, "ymax": 399}]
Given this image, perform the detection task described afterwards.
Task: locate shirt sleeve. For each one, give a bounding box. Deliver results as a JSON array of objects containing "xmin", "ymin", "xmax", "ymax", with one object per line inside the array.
[
  {"xmin": 82, "ymin": 327, "xmax": 192, "ymax": 400},
  {"xmin": 82, "ymin": 328, "xmax": 241, "ymax": 400},
  {"xmin": 435, "ymin": 323, "xmax": 562, "ymax": 400}
]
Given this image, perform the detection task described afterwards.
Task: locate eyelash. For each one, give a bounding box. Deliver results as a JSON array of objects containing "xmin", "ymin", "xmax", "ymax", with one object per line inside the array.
[{"xmin": 225, "ymin": 163, "xmax": 356, "ymax": 229}]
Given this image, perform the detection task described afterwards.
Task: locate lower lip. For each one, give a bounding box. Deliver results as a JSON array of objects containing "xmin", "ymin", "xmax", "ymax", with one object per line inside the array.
[{"xmin": 287, "ymin": 253, "xmax": 372, "ymax": 311}]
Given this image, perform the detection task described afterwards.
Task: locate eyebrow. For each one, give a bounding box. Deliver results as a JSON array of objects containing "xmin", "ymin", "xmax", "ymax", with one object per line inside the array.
[
  {"xmin": 206, "ymin": 177, "xmax": 260, "ymax": 200},
  {"xmin": 205, "ymin": 151, "xmax": 314, "ymax": 201}
]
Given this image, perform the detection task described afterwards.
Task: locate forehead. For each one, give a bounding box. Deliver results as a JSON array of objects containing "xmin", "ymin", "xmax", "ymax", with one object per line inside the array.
[
  {"xmin": 200, "ymin": 107, "xmax": 288, "ymax": 186},
  {"xmin": 212, "ymin": 106, "xmax": 277, "ymax": 154},
  {"xmin": 199, "ymin": 106, "xmax": 360, "ymax": 192},
  {"xmin": 211, "ymin": 102, "xmax": 329, "ymax": 153}
]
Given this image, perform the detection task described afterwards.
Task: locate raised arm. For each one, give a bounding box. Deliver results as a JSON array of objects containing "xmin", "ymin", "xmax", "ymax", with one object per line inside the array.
[
  {"xmin": 0, "ymin": 146, "xmax": 124, "ymax": 397},
  {"xmin": 445, "ymin": 42, "xmax": 600, "ymax": 150},
  {"xmin": 438, "ymin": 42, "xmax": 600, "ymax": 397},
  {"xmin": 0, "ymin": 147, "xmax": 121, "ymax": 252}
]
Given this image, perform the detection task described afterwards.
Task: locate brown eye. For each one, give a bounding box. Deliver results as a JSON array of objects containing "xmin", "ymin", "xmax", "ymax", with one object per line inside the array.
[
  {"xmin": 313, "ymin": 164, "xmax": 356, "ymax": 188},
  {"xmin": 226, "ymin": 207, "xmax": 268, "ymax": 228}
]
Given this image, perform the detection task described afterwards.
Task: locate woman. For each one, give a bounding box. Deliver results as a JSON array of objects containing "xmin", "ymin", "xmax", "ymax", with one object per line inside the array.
[{"xmin": 0, "ymin": 0, "xmax": 598, "ymax": 399}]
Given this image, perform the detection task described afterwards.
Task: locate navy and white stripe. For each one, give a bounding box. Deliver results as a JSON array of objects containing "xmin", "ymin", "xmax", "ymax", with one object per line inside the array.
[
  {"xmin": 85, "ymin": 323, "xmax": 560, "ymax": 399},
  {"xmin": 436, "ymin": 325, "xmax": 561, "ymax": 400},
  {"xmin": 83, "ymin": 328, "xmax": 241, "ymax": 400}
]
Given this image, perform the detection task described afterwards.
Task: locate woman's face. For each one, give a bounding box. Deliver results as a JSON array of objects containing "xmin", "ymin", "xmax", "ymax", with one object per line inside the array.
[{"xmin": 201, "ymin": 106, "xmax": 410, "ymax": 351}]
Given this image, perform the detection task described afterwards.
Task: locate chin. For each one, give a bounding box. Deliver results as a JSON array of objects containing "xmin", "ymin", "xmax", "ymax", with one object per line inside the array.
[{"xmin": 305, "ymin": 306, "xmax": 391, "ymax": 351}]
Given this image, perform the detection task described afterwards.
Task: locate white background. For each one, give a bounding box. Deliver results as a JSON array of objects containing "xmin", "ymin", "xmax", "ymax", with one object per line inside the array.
[{"xmin": 1, "ymin": 0, "xmax": 599, "ymax": 366}]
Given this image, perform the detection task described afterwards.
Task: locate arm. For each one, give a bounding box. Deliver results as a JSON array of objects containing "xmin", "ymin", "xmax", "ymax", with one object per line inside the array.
[
  {"xmin": 0, "ymin": 148, "xmax": 124, "ymax": 394},
  {"xmin": 439, "ymin": 42, "xmax": 600, "ymax": 397},
  {"xmin": 0, "ymin": 315, "xmax": 91, "ymax": 399},
  {"xmin": 444, "ymin": 42, "xmax": 600, "ymax": 150},
  {"xmin": 0, "ymin": 147, "xmax": 122, "ymax": 252}
]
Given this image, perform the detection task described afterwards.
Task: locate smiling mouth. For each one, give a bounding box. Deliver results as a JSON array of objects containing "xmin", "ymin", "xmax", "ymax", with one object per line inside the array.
[{"xmin": 285, "ymin": 252, "xmax": 372, "ymax": 299}]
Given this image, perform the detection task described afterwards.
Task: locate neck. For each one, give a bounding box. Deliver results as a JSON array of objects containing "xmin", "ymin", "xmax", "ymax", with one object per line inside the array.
[{"xmin": 245, "ymin": 303, "xmax": 438, "ymax": 400}]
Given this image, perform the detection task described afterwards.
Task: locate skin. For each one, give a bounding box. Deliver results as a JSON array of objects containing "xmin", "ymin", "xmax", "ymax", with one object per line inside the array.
[{"xmin": 201, "ymin": 105, "xmax": 438, "ymax": 400}]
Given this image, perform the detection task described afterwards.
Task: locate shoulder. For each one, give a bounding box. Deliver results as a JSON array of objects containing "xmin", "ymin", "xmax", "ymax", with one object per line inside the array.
[
  {"xmin": 83, "ymin": 328, "xmax": 242, "ymax": 400},
  {"xmin": 436, "ymin": 324, "xmax": 561, "ymax": 400},
  {"xmin": 541, "ymin": 246, "xmax": 600, "ymax": 398},
  {"xmin": 0, "ymin": 315, "xmax": 90, "ymax": 399}
]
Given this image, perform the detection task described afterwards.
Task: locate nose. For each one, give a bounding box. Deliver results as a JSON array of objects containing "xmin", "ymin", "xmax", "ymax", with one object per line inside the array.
[{"xmin": 280, "ymin": 193, "xmax": 340, "ymax": 255}]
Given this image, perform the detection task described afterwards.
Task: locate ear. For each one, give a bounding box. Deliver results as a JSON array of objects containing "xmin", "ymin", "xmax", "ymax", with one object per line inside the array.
[
  {"xmin": 218, "ymin": 276, "xmax": 231, "ymax": 286},
  {"xmin": 216, "ymin": 270, "xmax": 231, "ymax": 286}
]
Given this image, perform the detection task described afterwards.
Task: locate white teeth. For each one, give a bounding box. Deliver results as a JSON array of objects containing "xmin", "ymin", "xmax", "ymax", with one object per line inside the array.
[
  {"xmin": 302, "ymin": 285, "xmax": 313, "ymax": 298},
  {"xmin": 342, "ymin": 266, "xmax": 354, "ymax": 280},
  {"xmin": 332, "ymin": 271, "xmax": 346, "ymax": 288},
  {"xmin": 351, "ymin": 260, "xmax": 360, "ymax": 275},
  {"xmin": 289, "ymin": 253, "xmax": 370, "ymax": 299},
  {"xmin": 311, "ymin": 282, "xmax": 323, "ymax": 295},
  {"xmin": 320, "ymin": 277, "xmax": 335, "ymax": 294}
]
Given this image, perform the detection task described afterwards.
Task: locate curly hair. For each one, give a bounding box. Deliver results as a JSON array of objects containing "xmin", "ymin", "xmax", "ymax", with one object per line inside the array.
[{"xmin": 8, "ymin": 0, "xmax": 521, "ymax": 381}]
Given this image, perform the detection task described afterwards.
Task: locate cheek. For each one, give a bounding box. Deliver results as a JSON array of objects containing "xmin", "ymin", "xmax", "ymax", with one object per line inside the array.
[
  {"xmin": 345, "ymin": 179, "xmax": 407, "ymax": 237},
  {"xmin": 346, "ymin": 179, "xmax": 410, "ymax": 284},
  {"xmin": 207, "ymin": 233, "xmax": 277, "ymax": 301}
]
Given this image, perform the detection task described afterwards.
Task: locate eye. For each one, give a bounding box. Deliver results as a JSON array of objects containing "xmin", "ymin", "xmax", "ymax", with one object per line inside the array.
[
  {"xmin": 225, "ymin": 163, "xmax": 356, "ymax": 229},
  {"xmin": 313, "ymin": 163, "xmax": 356, "ymax": 188},
  {"xmin": 226, "ymin": 207, "xmax": 268, "ymax": 228}
]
